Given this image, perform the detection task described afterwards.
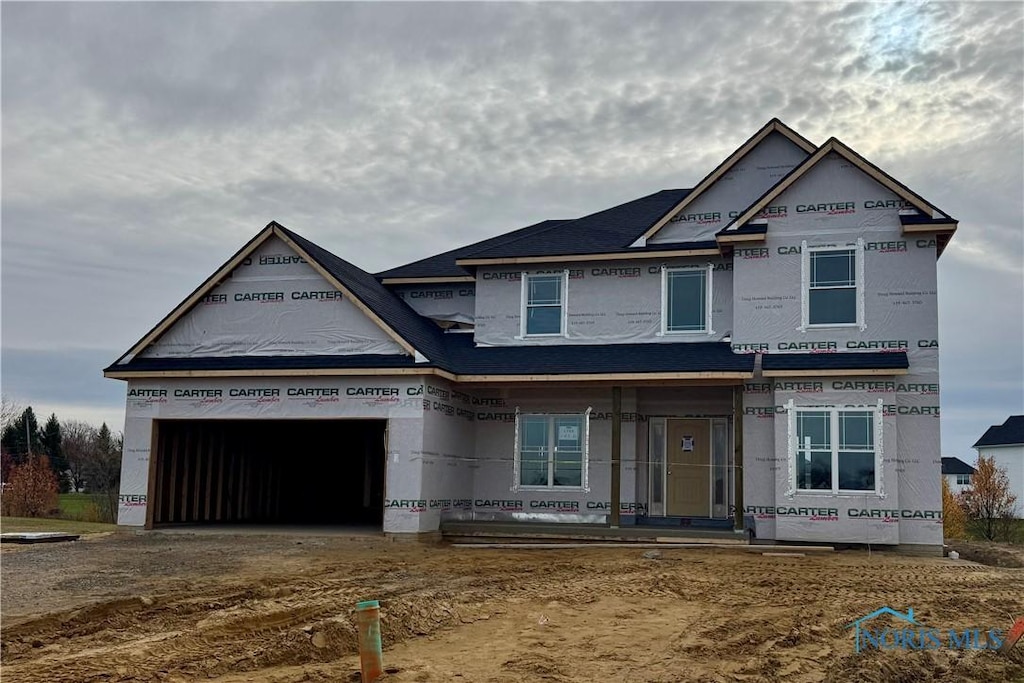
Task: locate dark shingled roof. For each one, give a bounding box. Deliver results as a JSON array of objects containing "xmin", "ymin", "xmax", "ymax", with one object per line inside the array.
[
  {"xmin": 108, "ymin": 334, "xmax": 755, "ymax": 377},
  {"xmin": 973, "ymin": 415, "xmax": 1024, "ymax": 448},
  {"xmin": 440, "ymin": 333, "xmax": 753, "ymax": 375},
  {"xmin": 375, "ymin": 219, "xmax": 571, "ymax": 280},
  {"xmin": 941, "ymin": 457, "xmax": 976, "ymax": 476},
  {"xmin": 761, "ymin": 352, "xmax": 910, "ymax": 372},
  {"xmin": 457, "ymin": 189, "xmax": 692, "ymax": 261}
]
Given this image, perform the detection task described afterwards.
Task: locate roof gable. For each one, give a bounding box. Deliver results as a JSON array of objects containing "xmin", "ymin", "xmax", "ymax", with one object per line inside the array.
[
  {"xmin": 642, "ymin": 119, "xmax": 816, "ymax": 244},
  {"xmin": 722, "ymin": 137, "xmax": 954, "ymax": 233},
  {"xmin": 137, "ymin": 233, "xmax": 407, "ymax": 359},
  {"xmin": 974, "ymin": 415, "xmax": 1024, "ymax": 448},
  {"xmin": 113, "ymin": 222, "xmax": 448, "ymax": 366}
]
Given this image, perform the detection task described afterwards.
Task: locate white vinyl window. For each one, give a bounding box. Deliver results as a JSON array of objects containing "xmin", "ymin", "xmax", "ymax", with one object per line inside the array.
[
  {"xmin": 521, "ymin": 272, "xmax": 566, "ymax": 337},
  {"xmin": 801, "ymin": 240, "xmax": 865, "ymax": 329},
  {"xmin": 791, "ymin": 405, "xmax": 881, "ymax": 494},
  {"xmin": 515, "ymin": 413, "xmax": 589, "ymax": 489},
  {"xmin": 661, "ymin": 264, "xmax": 713, "ymax": 334},
  {"xmin": 956, "ymin": 474, "xmax": 971, "ymax": 486}
]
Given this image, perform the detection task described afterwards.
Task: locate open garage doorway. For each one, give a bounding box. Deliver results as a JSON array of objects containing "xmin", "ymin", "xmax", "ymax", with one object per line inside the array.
[{"xmin": 148, "ymin": 419, "xmax": 386, "ymax": 529}]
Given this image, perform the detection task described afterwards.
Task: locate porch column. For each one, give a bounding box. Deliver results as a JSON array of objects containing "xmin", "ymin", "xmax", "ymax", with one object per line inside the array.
[
  {"xmin": 733, "ymin": 385, "xmax": 745, "ymax": 531},
  {"xmin": 609, "ymin": 385, "xmax": 622, "ymax": 527}
]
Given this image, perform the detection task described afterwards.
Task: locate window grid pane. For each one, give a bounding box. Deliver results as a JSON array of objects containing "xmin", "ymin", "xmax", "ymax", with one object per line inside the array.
[
  {"xmin": 667, "ymin": 269, "xmax": 706, "ymax": 332},
  {"xmin": 527, "ymin": 276, "xmax": 562, "ymax": 305},
  {"xmin": 811, "ymin": 250, "xmax": 855, "ymax": 287},
  {"xmin": 526, "ymin": 275, "xmax": 563, "ymax": 335},
  {"xmin": 518, "ymin": 414, "xmax": 586, "ymax": 489},
  {"xmin": 795, "ymin": 408, "xmax": 877, "ymax": 492}
]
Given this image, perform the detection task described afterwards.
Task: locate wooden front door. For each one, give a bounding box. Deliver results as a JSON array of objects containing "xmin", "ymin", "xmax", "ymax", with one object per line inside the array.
[{"xmin": 666, "ymin": 419, "xmax": 711, "ymax": 517}]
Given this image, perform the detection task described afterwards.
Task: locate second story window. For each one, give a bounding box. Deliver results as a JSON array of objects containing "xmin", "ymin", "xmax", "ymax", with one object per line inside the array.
[
  {"xmin": 523, "ymin": 273, "xmax": 565, "ymax": 336},
  {"xmin": 661, "ymin": 265, "xmax": 713, "ymax": 334},
  {"xmin": 802, "ymin": 240, "xmax": 864, "ymax": 330}
]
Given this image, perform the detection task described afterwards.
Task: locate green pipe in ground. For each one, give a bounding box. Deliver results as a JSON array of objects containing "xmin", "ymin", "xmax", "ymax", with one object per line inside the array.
[{"xmin": 356, "ymin": 600, "xmax": 384, "ymax": 682}]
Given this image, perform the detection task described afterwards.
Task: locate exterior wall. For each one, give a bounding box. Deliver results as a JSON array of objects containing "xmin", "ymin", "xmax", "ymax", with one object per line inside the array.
[
  {"xmin": 978, "ymin": 445, "xmax": 1024, "ymax": 517},
  {"xmin": 474, "ymin": 257, "xmax": 732, "ymax": 346},
  {"xmin": 944, "ymin": 473, "xmax": 971, "ymax": 496},
  {"xmin": 117, "ymin": 376, "xmax": 428, "ymax": 532},
  {"xmin": 649, "ymin": 131, "xmax": 810, "ymax": 244},
  {"xmin": 392, "ymin": 283, "xmax": 476, "ymax": 325},
  {"xmin": 139, "ymin": 235, "xmax": 405, "ymax": 358},
  {"xmin": 742, "ymin": 375, "xmax": 942, "ymax": 546},
  {"xmin": 411, "ymin": 378, "xmax": 477, "ymax": 528},
  {"xmin": 727, "ymin": 154, "xmax": 943, "ymax": 548},
  {"xmin": 467, "ymin": 386, "xmax": 639, "ymax": 522}
]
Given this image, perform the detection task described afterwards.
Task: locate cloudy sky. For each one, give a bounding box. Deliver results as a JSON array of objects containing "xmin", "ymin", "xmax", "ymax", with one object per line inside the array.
[{"xmin": 2, "ymin": 2, "xmax": 1021, "ymax": 460}]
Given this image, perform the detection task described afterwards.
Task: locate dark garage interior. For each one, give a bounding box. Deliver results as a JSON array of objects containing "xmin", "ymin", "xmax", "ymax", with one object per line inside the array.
[{"xmin": 149, "ymin": 419, "xmax": 386, "ymax": 528}]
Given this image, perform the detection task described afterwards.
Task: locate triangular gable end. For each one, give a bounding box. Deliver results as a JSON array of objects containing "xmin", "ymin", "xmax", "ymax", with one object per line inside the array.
[
  {"xmin": 638, "ymin": 119, "xmax": 816, "ymax": 246},
  {"xmin": 114, "ymin": 222, "xmax": 417, "ymax": 365},
  {"xmin": 721, "ymin": 138, "xmax": 955, "ymax": 234}
]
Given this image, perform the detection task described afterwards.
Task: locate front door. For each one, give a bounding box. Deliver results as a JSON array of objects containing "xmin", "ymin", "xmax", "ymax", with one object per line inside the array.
[{"xmin": 666, "ymin": 419, "xmax": 711, "ymax": 517}]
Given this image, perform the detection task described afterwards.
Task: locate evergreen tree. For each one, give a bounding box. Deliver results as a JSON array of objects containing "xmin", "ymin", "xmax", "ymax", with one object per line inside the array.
[
  {"xmin": 0, "ymin": 407, "xmax": 41, "ymax": 466},
  {"xmin": 40, "ymin": 413, "xmax": 70, "ymax": 493}
]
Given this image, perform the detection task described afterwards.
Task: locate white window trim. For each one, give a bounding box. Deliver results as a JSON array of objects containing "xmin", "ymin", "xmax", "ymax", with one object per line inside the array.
[
  {"xmin": 798, "ymin": 239, "xmax": 866, "ymax": 332},
  {"xmin": 784, "ymin": 399, "xmax": 884, "ymax": 498},
  {"xmin": 518, "ymin": 270, "xmax": 569, "ymax": 339},
  {"xmin": 512, "ymin": 408, "xmax": 591, "ymax": 492},
  {"xmin": 659, "ymin": 263, "xmax": 714, "ymax": 336}
]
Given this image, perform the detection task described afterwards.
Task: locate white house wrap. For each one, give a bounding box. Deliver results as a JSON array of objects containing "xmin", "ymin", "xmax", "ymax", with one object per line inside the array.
[{"xmin": 107, "ymin": 119, "xmax": 955, "ymax": 553}]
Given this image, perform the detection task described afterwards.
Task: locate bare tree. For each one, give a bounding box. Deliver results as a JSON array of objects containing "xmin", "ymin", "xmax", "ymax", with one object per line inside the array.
[
  {"xmin": 61, "ymin": 420, "xmax": 97, "ymax": 492},
  {"xmin": 1, "ymin": 395, "xmax": 21, "ymax": 432}
]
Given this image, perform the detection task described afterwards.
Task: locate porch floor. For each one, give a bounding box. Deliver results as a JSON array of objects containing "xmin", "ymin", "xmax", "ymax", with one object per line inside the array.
[{"xmin": 440, "ymin": 521, "xmax": 750, "ymax": 544}]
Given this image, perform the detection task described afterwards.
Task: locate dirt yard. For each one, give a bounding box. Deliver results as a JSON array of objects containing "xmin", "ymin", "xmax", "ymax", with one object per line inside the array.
[{"xmin": 2, "ymin": 530, "xmax": 1024, "ymax": 683}]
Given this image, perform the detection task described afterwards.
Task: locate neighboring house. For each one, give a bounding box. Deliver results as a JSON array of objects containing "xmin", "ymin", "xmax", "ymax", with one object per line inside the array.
[
  {"xmin": 973, "ymin": 415, "xmax": 1024, "ymax": 517},
  {"xmin": 941, "ymin": 457, "xmax": 975, "ymax": 494},
  {"xmin": 104, "ymin": 118, "xmax": 957, "ymax": 553}
]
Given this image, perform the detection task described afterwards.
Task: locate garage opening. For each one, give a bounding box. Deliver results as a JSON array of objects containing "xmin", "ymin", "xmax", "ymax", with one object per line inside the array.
[{"xmin": 149, "ymin": 419, "xmax": 386, "ymax": 528}]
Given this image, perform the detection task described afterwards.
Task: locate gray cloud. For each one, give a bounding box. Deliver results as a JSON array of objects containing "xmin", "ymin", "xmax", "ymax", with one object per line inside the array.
[{"xmin": 2, "ymin": 1, "xmax": 1022, "ymax": 458}]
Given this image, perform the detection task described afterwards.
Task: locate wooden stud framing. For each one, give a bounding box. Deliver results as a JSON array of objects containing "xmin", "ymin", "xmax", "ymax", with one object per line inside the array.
[
  {"xmin": 145, "ymin": 421, "xmax": 161, "ymax": 530},
  {"xmin": 168, "ymin": 429, "xmax": 180, "ymax": 523}
]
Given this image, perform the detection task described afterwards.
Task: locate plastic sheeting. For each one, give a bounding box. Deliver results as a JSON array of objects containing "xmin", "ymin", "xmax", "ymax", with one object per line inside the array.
[
  {"xmin": 140, "ymin": 236, "xmax": 405, "ymax": 358},
  {"xmin": 392, "ymin": 284, "xmax": 476, "ymax": 325},
  {"xmin": 649, "ymin": 131, "xmax": 810, "ymax": 244},
  {"xmin": 730, "ymin": 153, "xmax": 942, "ymax": 547},
  {"xmin": 474, "ymin": 258, "xmax": 733, "ymax": 346},
  {"xmin": 117, "ymin": 376, "xmax": 428, "ymax": 529},
  {"xmin": 730, "ymin": 154, "xmax": 939, "ymax": 354}
]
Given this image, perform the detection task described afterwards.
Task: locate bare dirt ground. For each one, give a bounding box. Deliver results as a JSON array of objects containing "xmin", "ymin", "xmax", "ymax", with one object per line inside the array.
[{"xmin": 3, "ymin": 530, "xmax": 1024, "ymax": 683}]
